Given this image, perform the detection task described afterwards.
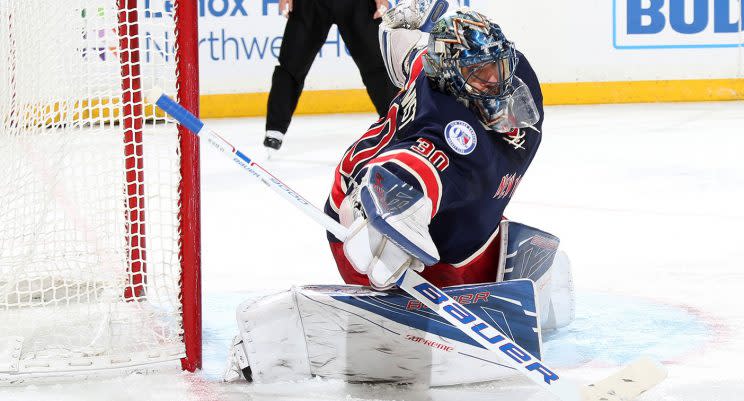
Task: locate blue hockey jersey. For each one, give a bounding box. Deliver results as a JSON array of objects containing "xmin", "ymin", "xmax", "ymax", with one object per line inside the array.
[{"xmin": 325, "ymin": 49, "xmax": 544, "ymax": 268}]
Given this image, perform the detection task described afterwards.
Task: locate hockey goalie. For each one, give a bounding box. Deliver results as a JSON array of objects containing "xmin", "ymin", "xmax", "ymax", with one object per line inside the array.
[{"xmin": 224, "ymin": 1, "xmax": 576, "ymax": 385}]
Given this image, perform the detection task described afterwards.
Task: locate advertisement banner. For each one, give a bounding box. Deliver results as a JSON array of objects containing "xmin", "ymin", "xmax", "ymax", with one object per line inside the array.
[
  {"xmin": 141, "ymin": 0, "xmax": 742, "ymax": 112},
  {"xmin": 614, "ymin": 0, "xmax": 744, "ymax": 49}
]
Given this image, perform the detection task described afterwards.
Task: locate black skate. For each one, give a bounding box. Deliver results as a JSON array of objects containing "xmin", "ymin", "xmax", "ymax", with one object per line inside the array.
[{"xmin": 263, "ymin": 130, "xmax": 284, "ymax": 154}]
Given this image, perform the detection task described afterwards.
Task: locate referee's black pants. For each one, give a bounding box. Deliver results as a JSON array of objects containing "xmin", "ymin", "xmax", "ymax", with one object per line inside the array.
[{"xmin": 266, "ymin": 0, "xmax": 399, "ymax": 135}]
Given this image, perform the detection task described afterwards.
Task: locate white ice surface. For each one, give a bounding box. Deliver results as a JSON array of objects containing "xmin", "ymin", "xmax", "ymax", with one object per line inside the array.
[{"xmin": 2, "ymin": 101, "xmax": 743, "ymax": 400}]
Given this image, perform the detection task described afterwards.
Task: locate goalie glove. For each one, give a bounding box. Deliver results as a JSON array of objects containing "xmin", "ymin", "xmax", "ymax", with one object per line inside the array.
[
  {"xmin": 339, "ymin": 166, "xmax": 439, "ymax": 289},
  {"xmin": 379, "ymin": 0, "xmax": 459, "ymax": 87},
  {"xmin": 381, "ymin": 0, "xmax": 458, "ymax": 31}
]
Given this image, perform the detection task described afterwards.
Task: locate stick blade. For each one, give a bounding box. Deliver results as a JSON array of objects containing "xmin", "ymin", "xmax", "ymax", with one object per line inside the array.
[{"xmin": 582, "ymin": 357, "xmax": 667, "ymax": 401}]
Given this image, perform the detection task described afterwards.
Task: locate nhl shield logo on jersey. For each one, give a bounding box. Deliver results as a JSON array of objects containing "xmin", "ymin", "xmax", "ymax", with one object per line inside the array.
[{"xmin": 444, "ymin": 120, "xmax": 477, "ymax": 155}]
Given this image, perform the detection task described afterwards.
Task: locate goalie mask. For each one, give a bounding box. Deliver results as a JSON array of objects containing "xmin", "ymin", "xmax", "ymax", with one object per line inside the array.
[{"xmin": 423, "ymin": 9, "xmax": 539, "ymax": 133}]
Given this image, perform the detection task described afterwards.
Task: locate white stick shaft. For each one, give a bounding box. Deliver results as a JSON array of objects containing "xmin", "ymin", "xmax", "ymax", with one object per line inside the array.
[
  {"xmin": 202, "ymin": 127, "xmax": 348, "ymax": 241},
  {"xmin": 150, "ymin": 90, "xmax": 347, "ymax": 241}
]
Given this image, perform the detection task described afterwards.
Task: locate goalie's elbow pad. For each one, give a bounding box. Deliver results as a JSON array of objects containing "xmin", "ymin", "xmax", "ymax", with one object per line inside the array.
[
  {"xmin": 378, "ymin": 1, "xmax": 458, "ymax": 87},
  {"xmin": 379, "ymin": 27, "xmax": 427, "ymax": 88}
]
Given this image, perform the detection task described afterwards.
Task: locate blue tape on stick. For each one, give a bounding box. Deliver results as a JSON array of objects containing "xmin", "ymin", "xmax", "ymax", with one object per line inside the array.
[{"xmin": 155, "ymin": 95, "xmax": 204, "ymax": 134}]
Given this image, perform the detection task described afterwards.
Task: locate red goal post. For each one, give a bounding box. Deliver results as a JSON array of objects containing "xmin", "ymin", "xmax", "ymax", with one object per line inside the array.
[
  {"xmin": 164, "ymin": 0, "xmax": 201, "ymax": 373},
  {"xmin": 119, "ymin": 0, "xmax": 202, "ymax": 373}
]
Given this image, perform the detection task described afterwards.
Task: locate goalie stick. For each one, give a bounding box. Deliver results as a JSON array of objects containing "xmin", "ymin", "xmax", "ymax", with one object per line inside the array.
[{"xmin": 149, "ymin": 89, "xmax": 667, "ymax": 401}]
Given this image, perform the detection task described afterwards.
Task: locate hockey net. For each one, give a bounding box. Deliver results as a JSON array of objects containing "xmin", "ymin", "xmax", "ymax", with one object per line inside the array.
[{"xmin": 0, "ymin": 0, "xmax": 200, "ymax": 380}]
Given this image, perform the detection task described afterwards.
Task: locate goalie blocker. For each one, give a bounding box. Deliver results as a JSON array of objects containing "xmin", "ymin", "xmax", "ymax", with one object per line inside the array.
[{"xmin": 224, "ymin": 219, "xmax": 575, "ymax": 384}]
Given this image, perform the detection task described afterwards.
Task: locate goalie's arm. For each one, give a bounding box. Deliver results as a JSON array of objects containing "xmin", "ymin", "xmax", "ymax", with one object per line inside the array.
[
  {"xmin": 378, "ymin": 0, "xmax": 459, "ymax": 87},
  {"xmin": 379, "ymin": 28, "xmax": 427, "ymax": 88}
]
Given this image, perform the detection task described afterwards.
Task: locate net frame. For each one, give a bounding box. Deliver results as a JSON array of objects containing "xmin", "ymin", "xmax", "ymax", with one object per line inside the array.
[{"xmin": 0, "ymin": 0, "xmax": 201, "ymax": 378}]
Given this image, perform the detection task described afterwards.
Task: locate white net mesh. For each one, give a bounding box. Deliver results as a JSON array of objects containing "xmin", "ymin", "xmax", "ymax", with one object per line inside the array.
[{"xmin": 0, "ymin": 0, "xmax": 188, "ymax": 375}]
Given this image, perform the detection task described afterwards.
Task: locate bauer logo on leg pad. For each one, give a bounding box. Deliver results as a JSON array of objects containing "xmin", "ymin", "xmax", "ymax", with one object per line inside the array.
[{"xmin": 412, "ymin": 282, "xmax": 559, "ymax": 385}]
